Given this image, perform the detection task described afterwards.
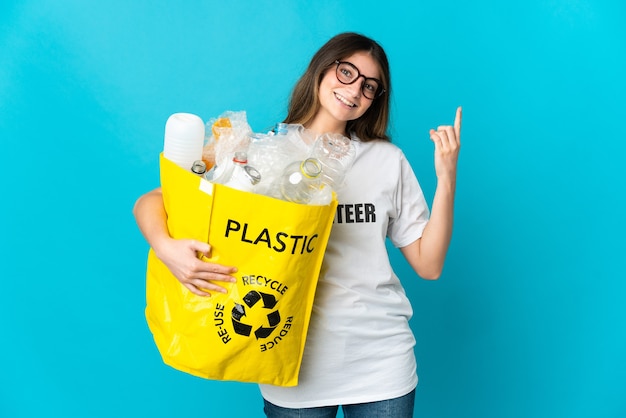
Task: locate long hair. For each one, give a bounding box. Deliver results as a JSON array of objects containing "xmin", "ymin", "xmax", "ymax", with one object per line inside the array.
[{"xmin": 283, "ymin": 32, "xmax": 391, "ymax": 142}]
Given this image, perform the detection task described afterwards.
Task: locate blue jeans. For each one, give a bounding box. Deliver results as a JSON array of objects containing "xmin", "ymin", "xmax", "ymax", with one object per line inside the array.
[{"xmin": 263, "ymin": 389, "xmax": 415, "ymax": 418}]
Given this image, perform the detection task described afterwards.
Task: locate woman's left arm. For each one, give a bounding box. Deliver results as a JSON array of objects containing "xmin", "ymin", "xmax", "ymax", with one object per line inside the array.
[{"xmin": 400, "ymin": 106, "xmax": 462, "ymax": 280}]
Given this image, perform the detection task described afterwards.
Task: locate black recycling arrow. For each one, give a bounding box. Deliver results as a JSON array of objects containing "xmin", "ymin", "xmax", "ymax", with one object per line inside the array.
[
  {"xmin": 243, "ymin": 291, "xmax": 261, "ymax": 308},
  {"xmin": 254, "ymin": 310, "xmax": 281, "ymax": 339},
  {"xmin": 260, "ymin": 292, "xmax": 278, "ymax": 309},
  {"xmin": 243, "ymin": 290, "xmax": 278, "ymax": 309},
  {"xmin": 231, "ymin": 292, "xmax": 282, "ymax": 339},
  {"xmin": 231, "ymin": 304, "xmax": 252, "ymax": 336},
  {"xmin": 232, "ymin": 303, "xmax": 246, "ymax": 320}
]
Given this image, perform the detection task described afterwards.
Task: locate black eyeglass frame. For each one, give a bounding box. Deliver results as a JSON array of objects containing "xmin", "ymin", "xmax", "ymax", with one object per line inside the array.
[{"xmin": 334, "ymin": 60, "xmax": 386, "ymax": 99}]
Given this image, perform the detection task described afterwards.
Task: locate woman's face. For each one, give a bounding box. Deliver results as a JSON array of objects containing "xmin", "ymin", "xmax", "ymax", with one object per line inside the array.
[{"xmin": 316, "ymin": 51, "xmax": 380, "ymax": 127}]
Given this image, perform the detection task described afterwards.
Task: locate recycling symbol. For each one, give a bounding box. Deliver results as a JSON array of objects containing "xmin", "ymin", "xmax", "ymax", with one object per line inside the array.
[{"xmin": 231, "ymin": 290, "xmax": 281, "ymax": 339}]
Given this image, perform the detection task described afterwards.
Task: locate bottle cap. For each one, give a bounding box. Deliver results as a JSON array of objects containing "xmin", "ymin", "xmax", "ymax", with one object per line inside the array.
[
  {"xmin": 233, "ymin": 151, "xmax": 248, "ymax": 164},
  {"xmin": 275, "ymin": 123, "xmax": 288, "ymax": 135},
  {"xmin": 191, "ymin": 160, "xmax": 207, "ymax": 175}
]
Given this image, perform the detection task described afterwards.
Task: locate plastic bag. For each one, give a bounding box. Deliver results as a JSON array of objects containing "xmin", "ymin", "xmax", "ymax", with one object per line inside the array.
[
  {"xmin": 145, "ymin": 154, "xmax": 338, "ymax": 386},
  {"xmin": 202, "ymin": 110, "xmax": 252, "ymax": 170}
]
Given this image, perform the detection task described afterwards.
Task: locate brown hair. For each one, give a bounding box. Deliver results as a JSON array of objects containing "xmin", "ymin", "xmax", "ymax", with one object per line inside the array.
[{"xmin": 283, "ymin": 32, "xmax": 391, "ymax": 142}]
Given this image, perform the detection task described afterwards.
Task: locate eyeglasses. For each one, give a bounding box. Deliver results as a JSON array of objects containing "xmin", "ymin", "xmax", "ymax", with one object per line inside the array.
[{"xmin": 334, "ymin": 60, "xmax": 385, "ymax": 100}]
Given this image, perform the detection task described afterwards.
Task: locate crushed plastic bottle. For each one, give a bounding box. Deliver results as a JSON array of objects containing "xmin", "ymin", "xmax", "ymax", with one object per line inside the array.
[
  {"xmin": 276, "ymin": 158, "xmax": 323, "ymax": 204},
  {"xmin": 205, "ymin": 151, "xmax": 261, "ymax": 193},
  {"xmin": 309, "ymin": 132, "xmax": 356, "ymax": 189},
  {"xmin": 247, "ymin": 124, "xmax": 309, "ymax": 196},
  {"xmin": 246, "ymin": 133, "xmax": 282, "ymax": 195}
]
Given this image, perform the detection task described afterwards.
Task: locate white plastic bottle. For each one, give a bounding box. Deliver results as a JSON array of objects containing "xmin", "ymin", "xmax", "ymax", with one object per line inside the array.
[
  {"xmin": 163, "ymin": 113, "xmax": 205, "ymax": 172},
  {"xmin": 207, "ymin": 151, "xmax": 261, "ymax": 193}
]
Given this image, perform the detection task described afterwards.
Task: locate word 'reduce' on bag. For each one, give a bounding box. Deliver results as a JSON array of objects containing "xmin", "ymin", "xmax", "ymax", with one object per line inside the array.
[{"xmin": 144, "ymin": 154, "xmax": 338, "ymax": 386}]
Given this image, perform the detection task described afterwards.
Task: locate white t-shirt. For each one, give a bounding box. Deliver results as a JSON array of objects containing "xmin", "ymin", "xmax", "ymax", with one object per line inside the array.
[{"xmin": 260, "ymin": 137, "xmax": 430, "ymax": 408}]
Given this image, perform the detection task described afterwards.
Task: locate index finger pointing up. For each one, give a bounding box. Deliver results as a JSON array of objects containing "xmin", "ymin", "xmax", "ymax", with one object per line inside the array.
[{"xmin": 454, "ymin": 106, "xmax": 462, "ymax": 139}]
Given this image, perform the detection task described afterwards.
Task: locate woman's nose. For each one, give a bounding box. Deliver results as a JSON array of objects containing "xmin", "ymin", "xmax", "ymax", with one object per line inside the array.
[{"xmin": 346, "ymin": 78, "xmax": 364, "ymax": 98}]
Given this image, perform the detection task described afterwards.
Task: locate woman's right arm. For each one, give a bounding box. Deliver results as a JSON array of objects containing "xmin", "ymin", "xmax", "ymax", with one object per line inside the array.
[{"xmin": 133, "ymin": 188, "xmax": 237, "ymax": 296}]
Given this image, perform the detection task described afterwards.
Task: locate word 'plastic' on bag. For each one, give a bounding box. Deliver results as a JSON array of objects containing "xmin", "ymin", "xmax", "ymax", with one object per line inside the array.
[{"xmin": 145, "ymin": 154, "xmax": 337, "ymax": 386}]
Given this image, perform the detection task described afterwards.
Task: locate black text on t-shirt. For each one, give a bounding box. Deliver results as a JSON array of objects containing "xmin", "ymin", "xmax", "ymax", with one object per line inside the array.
[{"xmin": 334, "ymin": 203, "xmax": 376, "ymax": 224}]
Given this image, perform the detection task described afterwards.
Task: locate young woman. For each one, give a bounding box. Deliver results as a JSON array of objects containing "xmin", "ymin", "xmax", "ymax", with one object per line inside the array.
[{"xmin": 134, "ymin": 32, "xmax": 461, "ymax": 418}]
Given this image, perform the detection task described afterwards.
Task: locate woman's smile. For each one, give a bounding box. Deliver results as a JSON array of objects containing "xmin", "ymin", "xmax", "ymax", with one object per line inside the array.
[{"xmin": 334, "ymin": 92, "xmax": 357, "ymax": 108}]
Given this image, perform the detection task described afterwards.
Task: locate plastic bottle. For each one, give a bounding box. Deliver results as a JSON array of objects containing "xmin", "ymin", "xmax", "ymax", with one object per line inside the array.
[
  {"xmin": 206, "ymin": 152, "xmax": 261, "ymax": 193},
  {"xmin": 163, "ymin": 113, "xmax": 205, "ymax": 172},
  {"xmin": 277, "ymin": 158, "xmax": 323, "ymax": 204},
  {"xmin": 247, "ymin": 132, "xmax": 289, "ymax": 196},
  {"xmin": 309, "ymin": 132, "xmax": 356, "ymax": 189}
]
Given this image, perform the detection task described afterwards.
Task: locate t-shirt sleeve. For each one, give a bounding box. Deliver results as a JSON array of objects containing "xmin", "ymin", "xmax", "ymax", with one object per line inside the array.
[{"xmin": 387, "ymin": 152, "xmax": 430, "ymax": 248}]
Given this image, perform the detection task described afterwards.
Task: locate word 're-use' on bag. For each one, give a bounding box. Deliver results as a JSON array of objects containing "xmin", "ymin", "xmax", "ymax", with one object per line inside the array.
[{"xmin": 145, "ymin": 154, "xmax": 338, "ymax": 386}]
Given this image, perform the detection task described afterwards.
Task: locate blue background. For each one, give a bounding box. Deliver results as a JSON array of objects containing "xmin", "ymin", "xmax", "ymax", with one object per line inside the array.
[{"xmin": 1, "ymin": 1, "xmax": 625, "ymax": 417}]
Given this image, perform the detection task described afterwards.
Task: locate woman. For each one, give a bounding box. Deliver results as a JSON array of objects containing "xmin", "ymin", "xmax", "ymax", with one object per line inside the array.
[{"xmin": 134, "ymin": 32, "xmax": 461, "ymax": 418}]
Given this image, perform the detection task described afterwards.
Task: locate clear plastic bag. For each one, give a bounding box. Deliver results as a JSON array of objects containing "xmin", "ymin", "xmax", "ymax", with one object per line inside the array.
[
  {"xmin": 202, "ymin": 110, "xmax": 252, "ymax": 170},
  {"xmin": 247, "ymin": 128, "xmax": 306, "ymax": 196}
]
